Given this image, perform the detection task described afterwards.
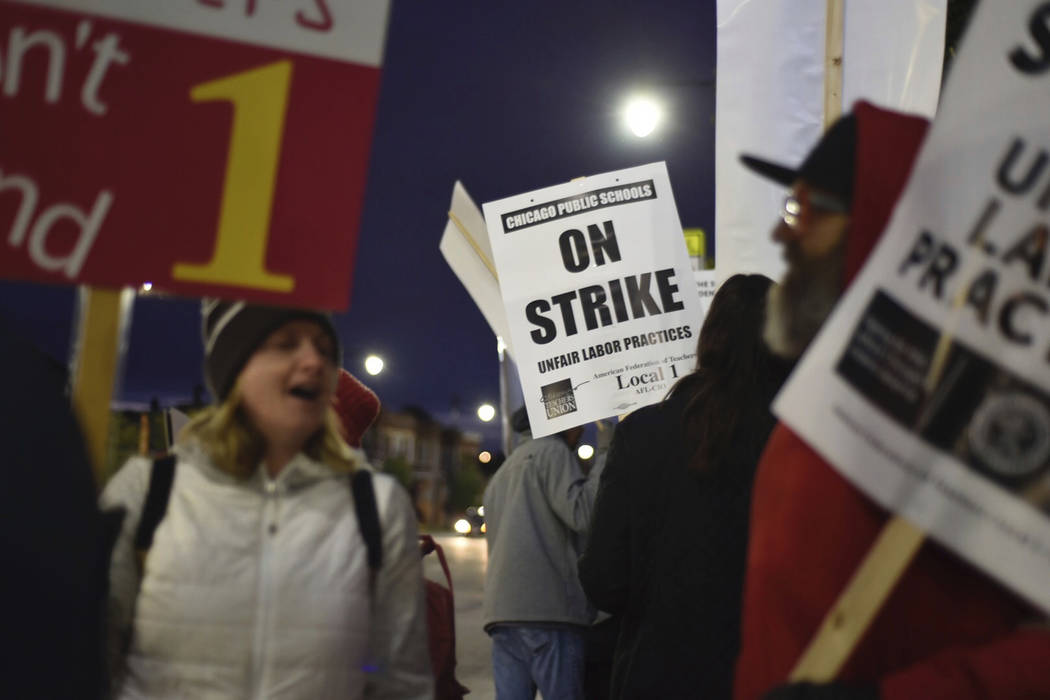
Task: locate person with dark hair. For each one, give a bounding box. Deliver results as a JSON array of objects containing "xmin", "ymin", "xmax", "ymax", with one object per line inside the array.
[
  {"xmin": 578, "ymin": 273, "xmax": 791, "ymax": 699},
  {"xmin": 0, "ymin": 317, "xmax": 105, "ymax": 699},
  {"xmin": 483, "ymin": 409, "xmax": 602, "ymax": 700},
  {"xmin": 101, "ymin": 301, "xmax": 431, "ymax": 699}
]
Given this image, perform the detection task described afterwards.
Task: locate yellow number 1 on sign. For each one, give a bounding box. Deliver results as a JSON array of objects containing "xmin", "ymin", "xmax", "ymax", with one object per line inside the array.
[{"xmin": 173, "ymin": 60, "xmax": 296, "ymax": 293}]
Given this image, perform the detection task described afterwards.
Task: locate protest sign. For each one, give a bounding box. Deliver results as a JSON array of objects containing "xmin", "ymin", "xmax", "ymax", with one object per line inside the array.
[
  {"xmin": 715, "ymin": 0, "xmax": 945, "ymax": 284},
  {"xmin": 695, "ymin": 269, "xmax": 717, "ymax": 315},
  {"xmin": 0, "ymin": 0, "xmax": 388, "ymax": 309},
  {"xmin": 775, "ymin": 0, "xmax": 1050, "ymax": 614},
  {"xmin": 683, "ymin": 227, "xmax": 718, "ymax": 315},
  {"xmin": 483, "ymin": 163, "xmax": 702, "ymax": 439},
  {"xmin": 441, "ymin": 182, "xmax": 713, "ymax": 359},
  {"xmin": 439, "ymin": 181, "xmax": 515, "ymax": 357}
]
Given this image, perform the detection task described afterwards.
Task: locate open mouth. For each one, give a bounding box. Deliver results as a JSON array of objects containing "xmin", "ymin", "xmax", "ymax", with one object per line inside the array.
[{"xmin": 288, "ymin": 385, "xmax": 321, "ymax": 401}]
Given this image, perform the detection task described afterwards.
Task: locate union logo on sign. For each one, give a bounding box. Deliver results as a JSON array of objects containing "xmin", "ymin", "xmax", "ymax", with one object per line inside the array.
[{"xmin": 540, "ymin": 379, "xmax": 578, "ymax": 420}]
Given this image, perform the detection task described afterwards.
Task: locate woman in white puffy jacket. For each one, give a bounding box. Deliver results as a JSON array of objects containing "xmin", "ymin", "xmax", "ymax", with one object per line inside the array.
[{"xmin": 101, "ymin": 301, "xmax": 433, "ymax": 699}]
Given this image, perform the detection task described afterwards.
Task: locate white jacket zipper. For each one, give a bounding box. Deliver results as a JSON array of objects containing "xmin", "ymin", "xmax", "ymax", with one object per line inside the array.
[{"xmin": 250, "ymin": 479, "xmax": 280, "ymax": 699}]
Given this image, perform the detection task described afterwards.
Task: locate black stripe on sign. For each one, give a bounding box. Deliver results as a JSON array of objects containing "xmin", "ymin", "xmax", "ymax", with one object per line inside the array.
[{"xmin": 500, "ymin": 179, "xmax": 656, "ymax": 233}]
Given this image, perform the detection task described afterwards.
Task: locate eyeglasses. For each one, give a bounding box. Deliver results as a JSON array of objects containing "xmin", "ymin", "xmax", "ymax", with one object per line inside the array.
[{"xmin": 781, "ymin": 190, "xmax": 848, "ymax": 229}]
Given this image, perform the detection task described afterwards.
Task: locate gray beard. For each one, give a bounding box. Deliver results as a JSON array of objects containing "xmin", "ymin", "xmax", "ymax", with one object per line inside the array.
[{"xmin": 763, "ymin": 243, "xmax": 844, "ymax": 360}]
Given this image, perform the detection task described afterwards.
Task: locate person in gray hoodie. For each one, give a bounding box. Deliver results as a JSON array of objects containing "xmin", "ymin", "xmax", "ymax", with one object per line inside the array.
[{"xmin": 482, "ymin": 409, "xmax": 603, "ymax": 700}]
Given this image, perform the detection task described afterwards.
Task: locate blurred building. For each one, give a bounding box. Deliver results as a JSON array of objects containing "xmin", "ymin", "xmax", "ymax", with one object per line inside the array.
[{"xmin": 362, "ymin": 406, "xmax": 482, "ymax": 526}]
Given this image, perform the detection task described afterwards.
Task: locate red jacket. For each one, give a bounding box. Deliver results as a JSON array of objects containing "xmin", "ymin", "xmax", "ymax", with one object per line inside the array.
[{"xmin": 734, "ymin": 102, "xmax": 1050, "ymax": 698}]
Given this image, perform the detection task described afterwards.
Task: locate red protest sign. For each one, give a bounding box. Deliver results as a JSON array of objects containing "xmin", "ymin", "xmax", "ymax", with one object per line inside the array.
[{"xmin": 0, "ymin": 0, "xmax": 388, "ymax": 310}]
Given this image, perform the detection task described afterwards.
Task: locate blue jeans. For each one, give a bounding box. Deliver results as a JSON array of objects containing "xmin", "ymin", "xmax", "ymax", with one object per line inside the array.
[{"xmin": 490, "ymin": 625, "xmax": 585, "ymax": 700}]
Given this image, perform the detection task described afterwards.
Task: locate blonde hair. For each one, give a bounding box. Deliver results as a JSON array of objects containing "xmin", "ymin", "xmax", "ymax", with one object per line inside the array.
[{"xmin": 179, "ymin": 385, "xmax": 357, "ymax": 480}]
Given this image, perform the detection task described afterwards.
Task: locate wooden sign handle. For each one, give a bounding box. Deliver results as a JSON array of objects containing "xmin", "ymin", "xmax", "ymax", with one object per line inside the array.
[
  {"xmin": 823, "ymin": 0, "xmax": 845, "ymax": 130},
  {"xmin": 789, "ymin": 517, "xmax": 925, "ymax": 680},
  {"xmin": 71, "ymin": 286, "xmax": 128, "ymax": 487}
]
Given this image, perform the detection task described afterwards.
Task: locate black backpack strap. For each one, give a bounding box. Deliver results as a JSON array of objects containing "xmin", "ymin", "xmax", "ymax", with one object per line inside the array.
[
  {"xmin": 350, "ymin": 469, "xmax": 383, "ymax": 573},
  {"xmin": 134, "ymin": 454, "xmax": 177, "ymax": 569}
]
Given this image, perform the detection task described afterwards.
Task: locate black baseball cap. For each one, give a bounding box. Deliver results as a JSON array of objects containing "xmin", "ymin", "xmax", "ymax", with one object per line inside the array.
[{"xmin": 739, "ymin": 113, "xmax": 857, "ymax": 206}]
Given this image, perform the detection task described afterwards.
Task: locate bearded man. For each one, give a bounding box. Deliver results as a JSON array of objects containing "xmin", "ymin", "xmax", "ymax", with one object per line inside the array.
[{"xmin": 734, "ymin": 101, "xmax": 1050, "ymax": 700}]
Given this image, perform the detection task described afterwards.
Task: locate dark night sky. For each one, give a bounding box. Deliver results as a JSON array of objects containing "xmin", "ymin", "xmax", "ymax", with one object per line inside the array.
[{"xmin": 0, "ymin": 1, "xmax": 717, "ymax": 448}]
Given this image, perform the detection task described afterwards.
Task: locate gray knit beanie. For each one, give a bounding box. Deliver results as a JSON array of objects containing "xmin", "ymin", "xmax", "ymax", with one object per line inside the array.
[{"xmin": 202, "ymin": 300, "xmax": 342, "ymax": 401}]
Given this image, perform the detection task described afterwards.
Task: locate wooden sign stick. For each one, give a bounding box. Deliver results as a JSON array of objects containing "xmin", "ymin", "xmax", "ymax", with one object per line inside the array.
[
  {"xmin": 789, "ymin": 517, "xmax": 924, "ymax": 680},
  {"xmin": 790, "ymin": 320, "xmax": 971, "ymax": 680},
  {"xmin": 71, "ymin": 286, "xmax": 131, "ymax": 488},
  {"xmin": 793, "ymin": 242, "xmax": 1003, "ymax": 679},
  {"xmin": 822, "ymin": 0, "xmax": 845, "ymax": 131}
]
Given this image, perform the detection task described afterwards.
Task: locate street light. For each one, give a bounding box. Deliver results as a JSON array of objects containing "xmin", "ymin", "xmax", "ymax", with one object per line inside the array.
[
  {"xmin": 364, "ymin": 354, "xmax": 384, "ymax": 376},
  {"xmin": 578, "ymin": 444, "xmax": 595, "ymax": 460},
  {"xmin": 477, "ymin": 403, "xmax": 496, "ymax": 422},
  {"xmin": 624, "ymin": 95, "xmax": 663, "ymax": 137},
  {"xmin": 478, "ymin": 451, "xmax": 492, "ymax": 464}
]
